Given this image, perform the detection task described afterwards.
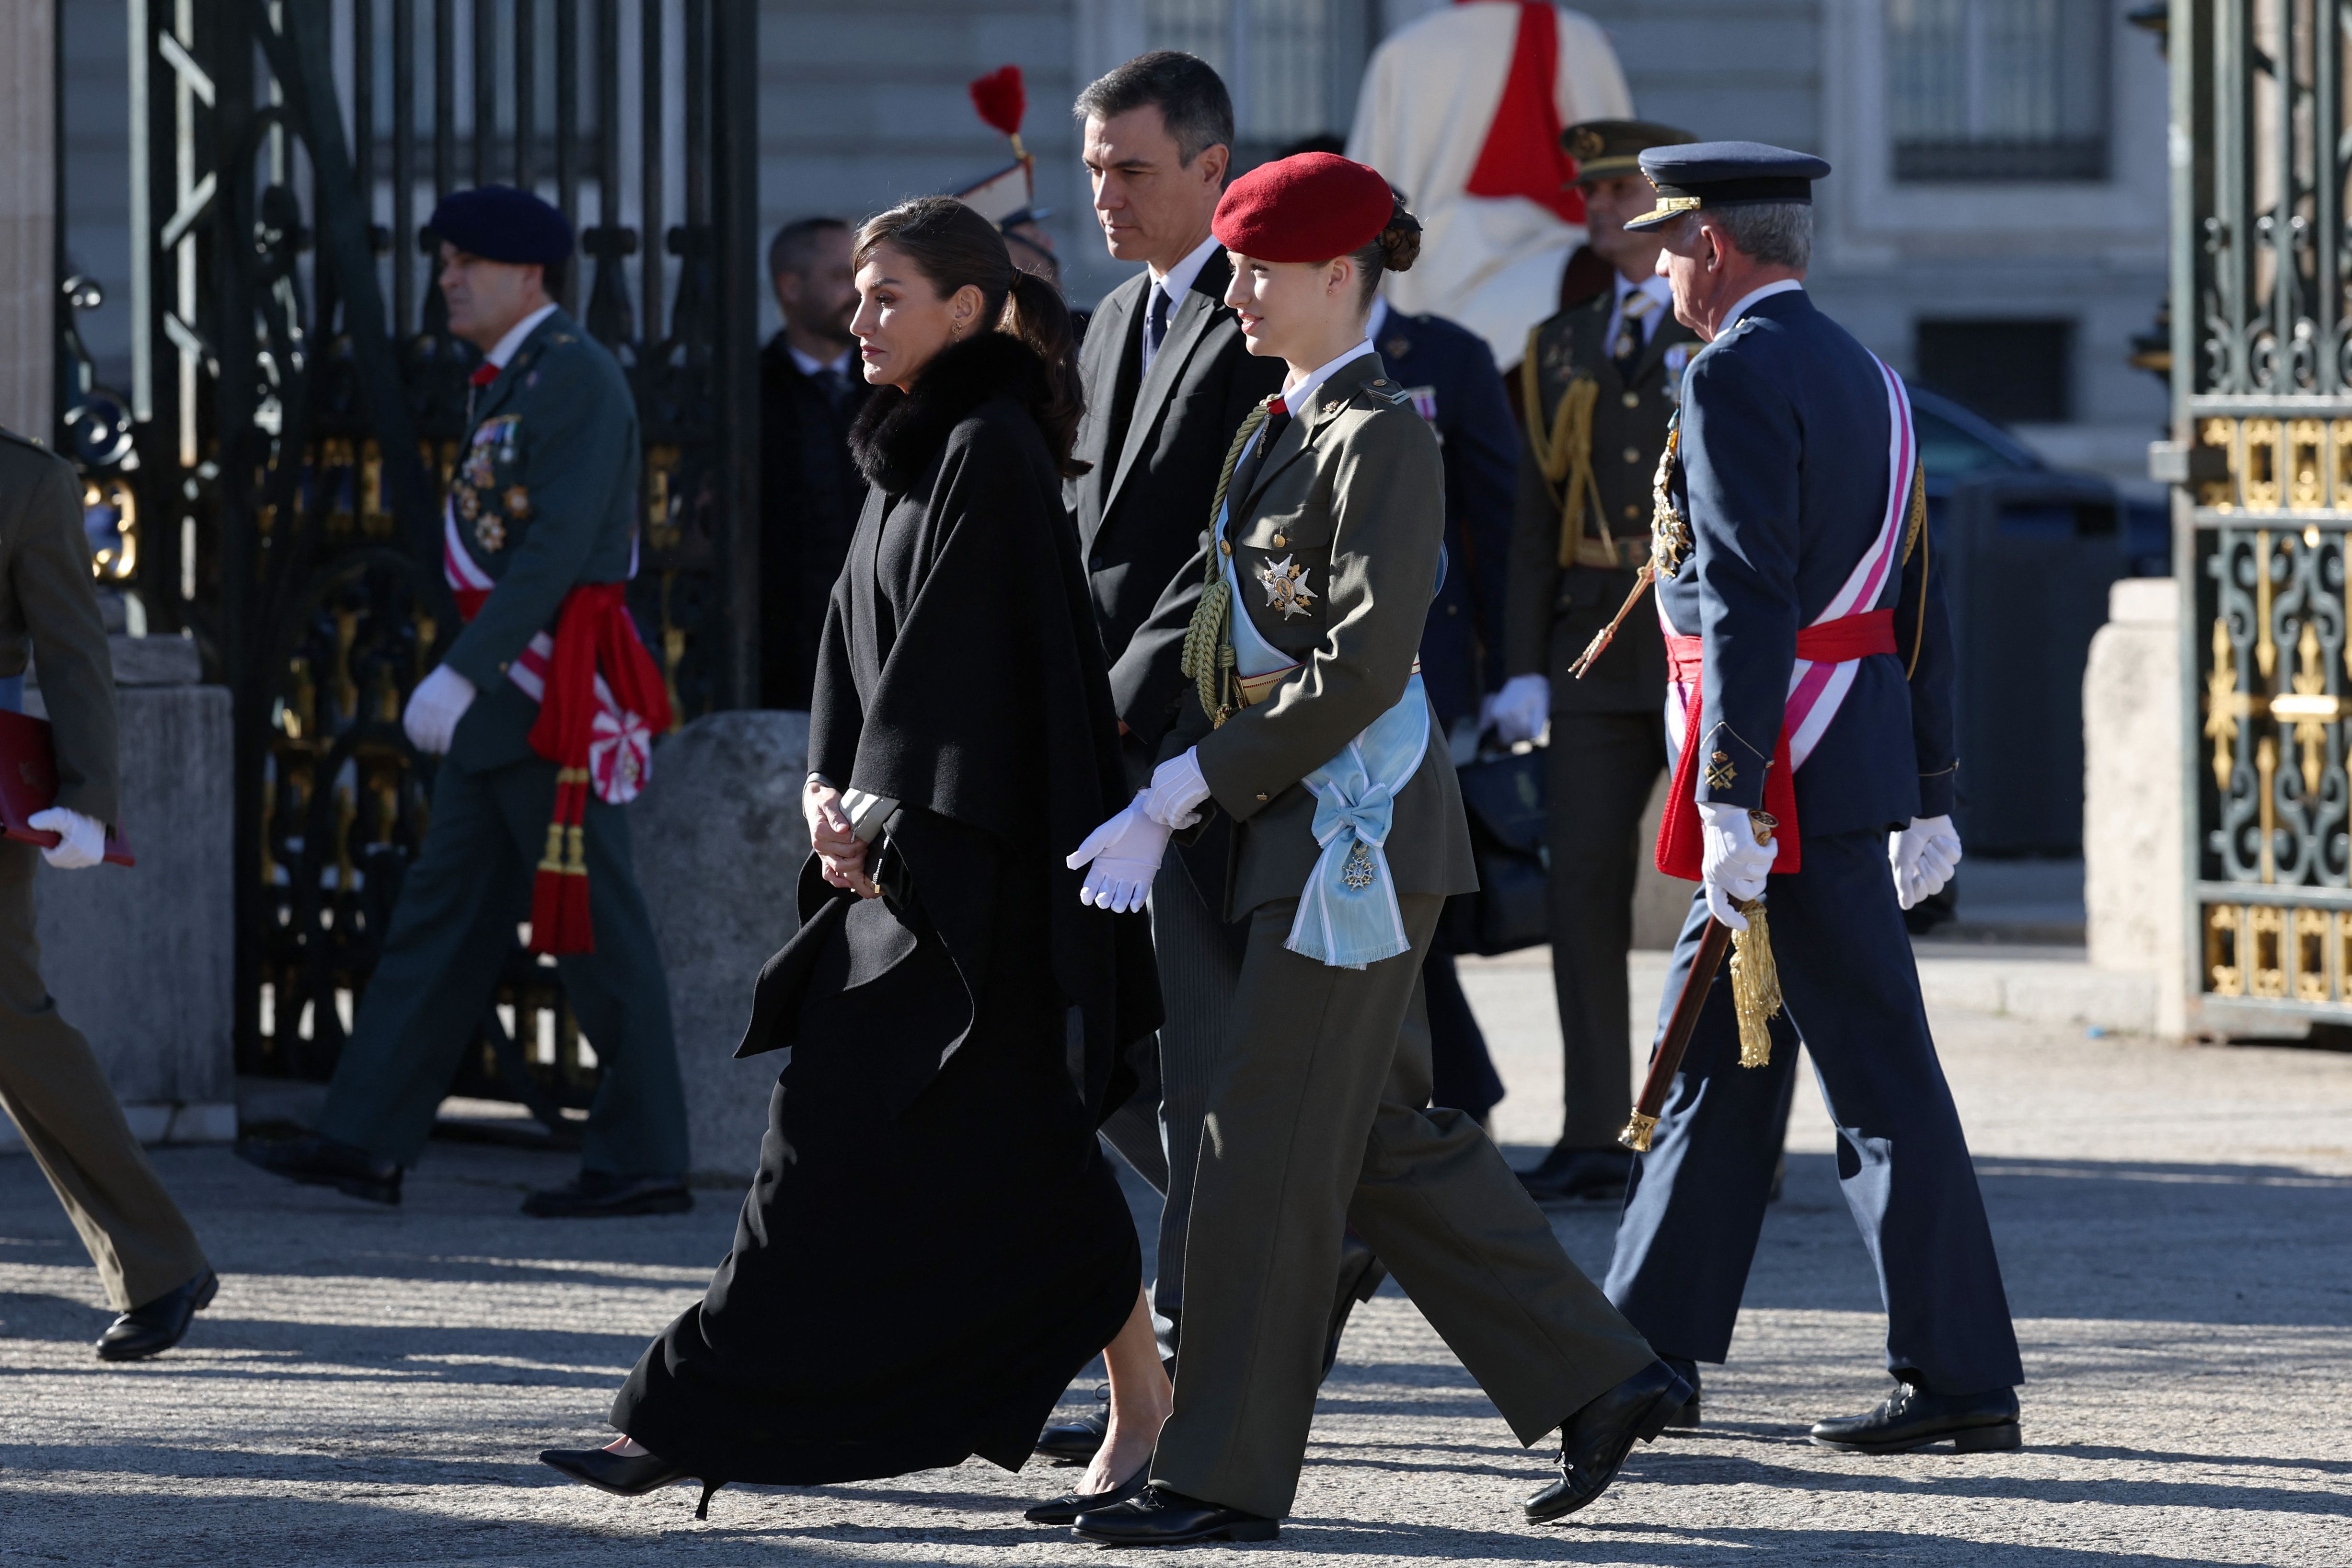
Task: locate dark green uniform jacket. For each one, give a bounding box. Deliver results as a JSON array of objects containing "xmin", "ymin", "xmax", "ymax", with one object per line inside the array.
[
  {"xmin": 1503, "ymin": 289, "xmax": 1700, "ymax": 714},
  {"xmin": 1161, "ymin": 352, "xmax": 1477, "ymax": 921},
  {"xmin": 442, "ymin": 308, "xmax": 643, "ymax": 772},
  {"xmin": 0, "ymin": 431, "xmax": 116, "ymax": 826}
]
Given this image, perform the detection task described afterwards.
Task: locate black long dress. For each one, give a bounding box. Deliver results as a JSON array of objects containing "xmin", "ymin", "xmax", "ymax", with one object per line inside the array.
[{"xmin": 611, "ymin": 332, "xmax": 1159, "ymax": 1486}]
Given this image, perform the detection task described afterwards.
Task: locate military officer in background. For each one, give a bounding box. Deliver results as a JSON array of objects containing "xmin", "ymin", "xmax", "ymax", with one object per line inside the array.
[
  {"xmin": 0, "ymin": 428, "xmax": 216, "ymax": 1360},
  {"xmin": 1492, "ymin": 120, "xmax": 1701, "ymax": 1203},
  {"xmin": 241, "ymin": 186, "xmax": 691, "ymax": 1218}
]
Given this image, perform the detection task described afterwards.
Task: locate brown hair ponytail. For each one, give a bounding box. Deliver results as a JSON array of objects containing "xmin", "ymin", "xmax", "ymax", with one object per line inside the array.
[
  {"xmin": 1350, "ymin": 192, "xmax": 1422, "ymax": 308},
  {"xmin": 1003, "ymin": 270, "xmax": 1089, "ymax": 478}
]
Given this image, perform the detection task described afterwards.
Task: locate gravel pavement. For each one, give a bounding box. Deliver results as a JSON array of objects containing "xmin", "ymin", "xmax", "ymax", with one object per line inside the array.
[{"xmin": 2, "ymin": 948, "xmax": 2347, "ymax": 1566}]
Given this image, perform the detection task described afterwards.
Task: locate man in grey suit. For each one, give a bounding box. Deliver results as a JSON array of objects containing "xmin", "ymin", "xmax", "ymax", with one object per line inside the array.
[{"xmin": 1044, "ymin": 53, "xmax": 1286, "ymax": 1450}]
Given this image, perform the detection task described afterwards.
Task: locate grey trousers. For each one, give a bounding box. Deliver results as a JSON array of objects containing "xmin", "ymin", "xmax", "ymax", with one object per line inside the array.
[
  {"xmin": 1152, "ymin": 894, "xmax": 1658, "ymax": 1520},
  {"xmin": 1097, "ymin": 848, "xmax": 1240, "ymax": 1360},
  {"xmin": 0, "ymin": 842, "xmax": 208, "ymax": 1310}
]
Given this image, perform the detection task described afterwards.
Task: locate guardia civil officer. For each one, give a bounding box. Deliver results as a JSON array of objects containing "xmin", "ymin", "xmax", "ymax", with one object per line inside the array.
[
  {"xmin": 239, "ymin": 186, "xmax": 691, "ymax": 1218},
  {"xmin": 1065, "ymin": 152, "xmax": 1685, "ymax": 1545},
  {"xmin": 1599, "ymin": 143, "xmax": 2022, "ymax": 1452},
  {"xmin": 0, "ymin": 427, "xmax": 216, "ymax": 1360},
  {"xmin": 1492, "ymin": 120, "xmax": 1703, "ymax": 1203}
]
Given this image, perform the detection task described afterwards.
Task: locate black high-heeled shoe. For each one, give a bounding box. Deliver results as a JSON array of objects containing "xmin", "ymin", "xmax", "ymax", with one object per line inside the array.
[
  {"xmin": 1023, "ymin": 1459, "xmax": 1151, "ymax": 1525},
  {"xmin": 540, "ymin": 1446, "xmax": 726, "ymax": 1519}
]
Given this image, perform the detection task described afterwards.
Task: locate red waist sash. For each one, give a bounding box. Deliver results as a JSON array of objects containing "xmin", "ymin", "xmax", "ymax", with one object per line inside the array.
[{"xmin": 1654, "ymin": 608, "xmax": 1897, "ymax": 881}]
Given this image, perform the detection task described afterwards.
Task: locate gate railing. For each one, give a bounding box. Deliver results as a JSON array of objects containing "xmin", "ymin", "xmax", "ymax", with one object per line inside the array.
[
  {"xmin": 81, "ymin": 0, "xmax": 758, "ymax": 1130},
  {"xmin": 2169, "ymin": 0, "xmax": 2352, "ymax": 1022}
]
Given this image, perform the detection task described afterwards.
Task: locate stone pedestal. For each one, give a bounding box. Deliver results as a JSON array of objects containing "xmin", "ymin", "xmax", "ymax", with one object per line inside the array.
[
  {"xmin": 0, "ymin": 635, "xmax": 237, "ymax": 1153},
  {"xmin": 628, "ymin": 710, "xmax": 811, "ymax": 1182},
  {"xmin": 2083, "ymin": 577, "xmax": 2189, "ymax": 1035}
]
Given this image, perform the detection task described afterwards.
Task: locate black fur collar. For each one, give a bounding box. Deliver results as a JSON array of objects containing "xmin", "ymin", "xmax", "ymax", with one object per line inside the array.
[{"xmin": 848, "ymin": 332, "xmax": 1047, "ymax": 494}]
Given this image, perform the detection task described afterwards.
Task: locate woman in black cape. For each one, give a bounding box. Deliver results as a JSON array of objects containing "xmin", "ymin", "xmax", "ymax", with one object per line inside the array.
[{"xmin": 540, "ymin": 197, "xmax": 1168, "ymax": 1521}]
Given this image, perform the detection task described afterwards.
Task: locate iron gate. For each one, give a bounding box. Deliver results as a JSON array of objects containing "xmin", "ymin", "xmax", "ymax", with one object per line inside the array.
[
  {"xmin": 67, "ymin": 0, "xmax": 759, "ymax": 1131},
  {"xmin": 2168, "ymin": 0, "xmax": 2352, "ymax": 1025}
]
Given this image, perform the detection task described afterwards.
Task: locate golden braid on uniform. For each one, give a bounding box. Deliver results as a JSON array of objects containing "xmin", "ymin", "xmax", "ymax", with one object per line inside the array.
[
  {"xmin": 1179, "ymin": 397, "xmax": 1276, "ymax": 726},
  {"xmin": 1519, "ymin": 333, "xmax": 1606, "ymax": 568}
]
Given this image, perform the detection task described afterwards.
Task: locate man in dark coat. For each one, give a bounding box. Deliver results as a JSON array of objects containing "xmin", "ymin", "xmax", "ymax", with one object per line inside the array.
[
  {"xmin": 1494, "ymin": 120, "xmax": 1703, "ymax": 1202},
  {"xmin": 1601, "ymin": 142, "xmax": 2021, "ymax": 1453},
  {"xmin": 761, "ymin": 217, "xmax": 874, "ymax": 709},
  {"xmin": 1058, "ymin": 53, "xmax": 1287, "ymax": 1384}
]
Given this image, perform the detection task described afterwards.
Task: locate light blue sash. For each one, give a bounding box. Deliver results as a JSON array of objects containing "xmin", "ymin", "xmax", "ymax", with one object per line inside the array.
[{"xmin": 1215, "ymin": 429, "xmax": 1430, "ymax": 970}]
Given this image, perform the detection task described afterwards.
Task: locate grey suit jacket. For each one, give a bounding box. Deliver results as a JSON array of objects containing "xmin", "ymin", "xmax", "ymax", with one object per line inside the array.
[{"xmin": 1160, "ymin": 353, "xmax": 1478, "ymax": 920}]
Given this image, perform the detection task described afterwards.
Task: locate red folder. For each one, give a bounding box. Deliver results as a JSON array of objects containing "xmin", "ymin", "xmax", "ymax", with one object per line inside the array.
[{"xmin": 0, "ymin": 709, "xmax": 135, "ymax": 866}]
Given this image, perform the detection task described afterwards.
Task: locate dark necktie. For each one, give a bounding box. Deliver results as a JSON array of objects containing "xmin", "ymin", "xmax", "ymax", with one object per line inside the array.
[
  {"xmin": 1143, "ymin": 286, "xmax": 1172, "ymax": 369},
  {"xmin": 1613, "ymin": 291, "xmax": 1658, "ymax": 381},
  {"xmin": 1234, "ymin": 395, "xmax": 1291, "ymax": 501}
]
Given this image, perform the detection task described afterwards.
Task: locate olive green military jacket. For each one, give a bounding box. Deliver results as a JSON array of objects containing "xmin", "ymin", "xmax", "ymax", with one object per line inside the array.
[
  {"xmin": 1502, "ymin": 289, "xmax": 1698, "ymax": 715},
  {"xmin": 0, "ymin": 430, "xmax": 117, "ymax": 829},
  {"xmin": 441, "ymin": 308, "xmax": 643, "ymax": 773},
  {"xmin": 1161, "ymin": 351, "xmax": 1477, "ymax": 921}
]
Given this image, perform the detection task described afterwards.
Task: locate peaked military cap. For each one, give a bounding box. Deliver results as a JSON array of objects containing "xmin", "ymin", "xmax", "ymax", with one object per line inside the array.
[
  {"xmin": 427, "ymin": 185, "xmax": 575, "ymax": 265},
  {"xmin": 1625, "ymin": 141, "xmax": 1832, "ymax": 231},
  {"xmin": 1562, "ymin": 119, "xmax": 1697, "ymax": 184}
]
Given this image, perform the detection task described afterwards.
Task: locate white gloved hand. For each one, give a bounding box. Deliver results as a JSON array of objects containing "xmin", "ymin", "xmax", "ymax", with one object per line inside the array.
[
  {"xmin": 1889, "ymin": 814, "xmax": 1962, "ymax": 911},
  {"xmin": 1697, "ymin": 799, "xmax": 1778, "ymax": 931},
  {"xmin": 1143, "ymin": 748, "xmax": 1212, "ymax": 829},
  {"xmin": 1486, "ymin": 673, "xmax": 1551, "ymax": 745},
  {"xmin": 1065, "ymin": 791, "xmax": 1173, "ymax": 913},
  {"xmin": 402, "ymin": 665, "xmax": 477, "ymax": 755},
  {"xmin": 29, "ymin": 807, "xmax": 104, "ymax": 870}
]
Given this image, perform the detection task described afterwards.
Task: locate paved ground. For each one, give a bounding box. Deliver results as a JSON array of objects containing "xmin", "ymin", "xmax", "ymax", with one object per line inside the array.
[{"xmin": 3, "ymin": 949, "xmax": 2349, "ymax": 1566}]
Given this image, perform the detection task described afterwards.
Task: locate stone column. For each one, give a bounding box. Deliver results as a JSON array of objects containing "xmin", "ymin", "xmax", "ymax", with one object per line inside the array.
[
  {"xmin": 2083, "ymin": 576, "xmax": 2188, "ymax": 1035},
  {"xmin": 0, "ymin": 0, "xmax": 56, "ymax": 439}
]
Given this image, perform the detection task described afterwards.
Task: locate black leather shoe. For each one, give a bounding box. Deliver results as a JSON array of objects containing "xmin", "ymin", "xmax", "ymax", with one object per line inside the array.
[
  {"xmin": 1810, "ymin": 1382, "xmax": 2021, "ymax": 1454},
  {"xmin": 1522, "ymin": 1360, "xmax": 1692, "ymax": 1523},
  {"xmin": 1037, "ymin": 1386, "xmax": 1109, "ymax": 1464},
  {"xmin": 541, "ymin": 1445, "xmax": 725, "ymax": 1518},
  {"xmin": 1072, "ymin": 1483, "xmax": 1279, "ymax": 1545},
  {"xmin": 1660, "ymin": 1355, "xmax": 1702, "ymax": 1430},
  {"xmin": 1024, "ymin": 1460, "xmax": 1150, "ymax": 1525},
  {"xmin": 1516, "ymin": 1144, "xmax": 1633, "ymax": 1204},
  {"xmin": 236, "ymin": 1134, "xmax": 402, "ymax": 1205},
  {"xmin": 95, "ymin": 1270, "xmax": 218, "ymax": 1362},
  {"xmin": 1321, "ymin": 1233, "xmax": 1387, "ymax": 1379},
  {"xmin": 522, "ymin": 1172, "xmax": 694, "ymax": 1218}
]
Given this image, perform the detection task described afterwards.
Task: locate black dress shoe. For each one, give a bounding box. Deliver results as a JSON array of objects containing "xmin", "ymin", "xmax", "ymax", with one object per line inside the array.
[
  {"xmin": 236, "ymin": 1134, "xmax": 402, "ymax": 1205},
  {"xmin": 1522, "ymin": 1359, "xmax": 1692, "ymax": 1523},
  {"xmin": 95, "ymin": 1270, "xmax": 218, "ymax": 1362},
  {"xmin": 1037, "ymin": 1386, "xmax": 1109, "ymax": 1464},
  {"xmin": 541, "ymin": 1445, "xmax": 725, "ymax": 1518},
  {"xmin": 1320, "ymin": 1233, "xmax": 1387, "ymax": 1379},
  {"xmin": 1810, "ymin": 1382, "xmax": 2021, "ymax": 1454},
  {"xmin": 1023, "ymin": 1460, "xmax": 1150, "ymax": 1524},
  {"xmin": 1072, "ymin": 1483, "xmax": 1279, "ymax": 1545},
  {"xmin": 1660, "ymin": 1355, "xmax": 1702, "ymax": 1430},
  {"xmin": 522, "ymin": 1171, "xmax": 694, "ymax": 1218},
  {"xmin": 1516, "ymin": 1144, "xmax": 1633, "ymax": 1204}
]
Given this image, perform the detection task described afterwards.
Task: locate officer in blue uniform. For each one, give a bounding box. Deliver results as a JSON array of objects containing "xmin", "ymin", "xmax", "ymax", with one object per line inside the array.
[
  {"xmin": 240, "ymin": 187, "xmax": 691, "ymax": 1218},
  {"xmin": 1601, "ymin": 144, "xmax": 2023, "ymax": 1453}
]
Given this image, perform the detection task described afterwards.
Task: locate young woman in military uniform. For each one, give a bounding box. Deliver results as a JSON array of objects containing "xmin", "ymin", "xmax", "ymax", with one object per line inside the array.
[{"xmin": 1064, "ymin": 152, "xmax": 1683, "ymax": 1545}]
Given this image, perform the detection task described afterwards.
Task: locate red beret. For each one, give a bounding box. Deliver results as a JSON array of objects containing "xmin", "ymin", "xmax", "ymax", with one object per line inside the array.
[{"xmin": 1212, "ymin": 152, "xmax": 1395, "ymax": 263}]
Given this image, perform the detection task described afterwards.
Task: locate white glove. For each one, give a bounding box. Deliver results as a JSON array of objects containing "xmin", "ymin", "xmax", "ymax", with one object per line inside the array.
[
  {"xmin": 1889, "ymin": 814, "xmax": 1962, "ymax": 911},
  {"xmin": 1486, "ymin": 673, "xmax": 1551, "ymax": 745},
  {"xmin": 29, "ymin": 807, "xmax": 104, "ymax": 870},
  {"xmin": 402, "ymin": 665, "xmax": 477, "ymax": 755},
  {"xmin": 1065, "ymin": 791, "xmax": 1173, "ymax": 913},
  {"xmin": 1697, "ymin": 799, "xmax": 1777, "ymax": 931},
  {"xmin": 1143, "ymin": 748, "xmax": 1212, "ymax": 829}
]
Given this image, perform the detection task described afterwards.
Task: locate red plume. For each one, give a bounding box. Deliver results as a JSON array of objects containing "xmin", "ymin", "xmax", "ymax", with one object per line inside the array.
[{"xmin": 969, "ymin": 65, "xmax": 1027, "ymax": 141}]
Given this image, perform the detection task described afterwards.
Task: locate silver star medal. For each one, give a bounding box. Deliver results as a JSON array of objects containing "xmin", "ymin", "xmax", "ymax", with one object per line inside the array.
[{"xmin": 1257, "ymin": 554, "xmax": 1317, "ymax": 620}]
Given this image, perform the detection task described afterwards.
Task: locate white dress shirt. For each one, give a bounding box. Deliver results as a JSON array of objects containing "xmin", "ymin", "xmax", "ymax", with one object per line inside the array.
[
  {"xmin": 1281, "ymin": 338, "xmax": 1379, "ymax": 413},
  {"xmin": 1604, "ymin": 272, "xmax": 1674, "ymax": 361},
  {"xmin": 787, "ymin": 343, "xmax": 855, "ymax": 381},
  {"xmin": 1141, "ymin": 232, "xmax": 1224, "ymax": 371},
  {"xmin": 484, "ymin": 302, "xmax": 560, "ymax": 369}
]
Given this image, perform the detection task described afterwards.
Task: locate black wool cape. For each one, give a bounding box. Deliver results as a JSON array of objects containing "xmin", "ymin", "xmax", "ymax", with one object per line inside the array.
[{"xmin": 610, "ymin": 330, "xmax": 1156, "ymax": 1487}]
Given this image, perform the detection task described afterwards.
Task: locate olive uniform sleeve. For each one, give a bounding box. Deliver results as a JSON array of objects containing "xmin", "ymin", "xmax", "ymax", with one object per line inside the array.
[{"xmin": 16, "ymin": 453, "xmax": 120, "ymax": 827}]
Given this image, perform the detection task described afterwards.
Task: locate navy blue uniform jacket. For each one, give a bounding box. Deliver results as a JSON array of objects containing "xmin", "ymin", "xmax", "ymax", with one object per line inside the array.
[
  {"xmin": 1371, "ymin": 306, "xmax": 1516, "ymax": 734},
  {"xmin": 1657, "ymin": 288, "xmax": 1957, "ymax": 839}
]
